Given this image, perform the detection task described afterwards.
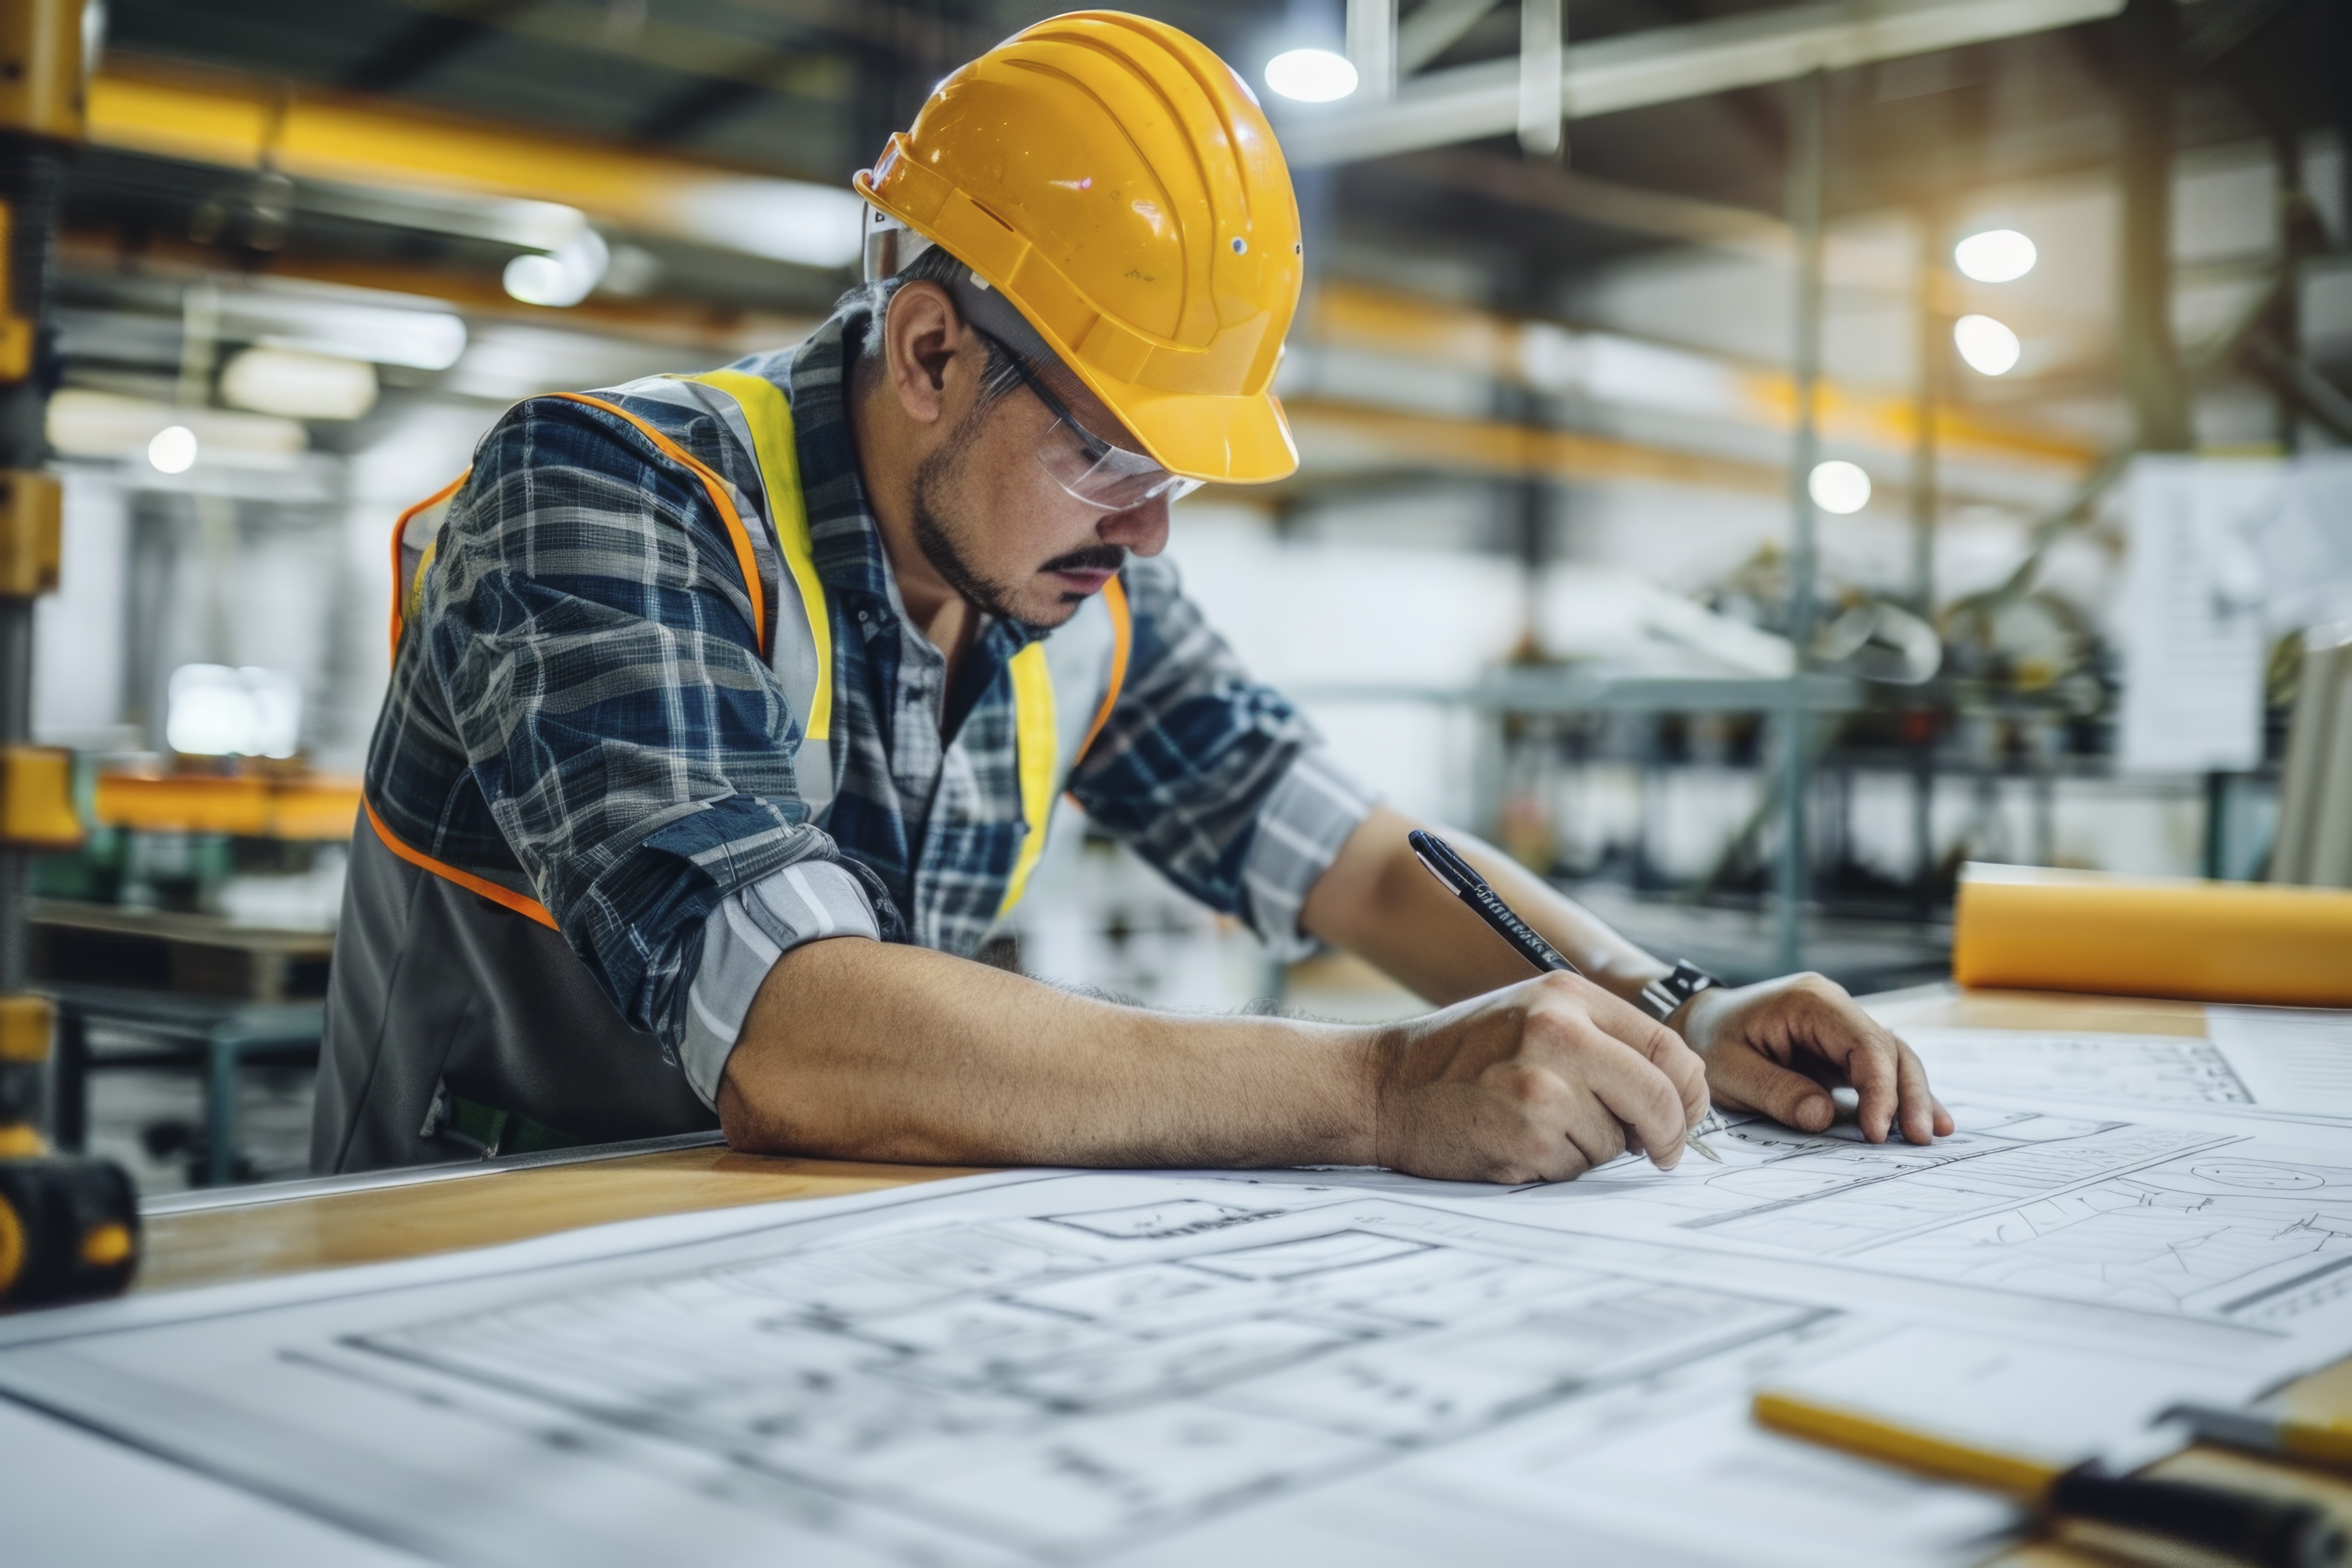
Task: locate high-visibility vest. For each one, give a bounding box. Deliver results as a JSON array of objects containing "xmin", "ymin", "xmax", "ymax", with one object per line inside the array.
[{"xmin": 373, "ymin": 369, "xmax": 1131, "ymax": 937}]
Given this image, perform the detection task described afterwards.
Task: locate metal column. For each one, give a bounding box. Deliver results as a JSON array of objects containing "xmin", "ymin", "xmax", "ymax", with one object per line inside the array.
[
  {"xmin": 1909, "ymin": 200, "xmax": 1943, "ymax": 913},
  {"xmin": 1774, "ymin": 69, "xmax": 1826, "ymax": 974}
]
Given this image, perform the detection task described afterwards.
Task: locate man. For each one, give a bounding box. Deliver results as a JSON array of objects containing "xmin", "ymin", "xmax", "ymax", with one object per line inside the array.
[{"xmin": 315, "ymin": 12, "xmax": 1950, "ymax": 1177}]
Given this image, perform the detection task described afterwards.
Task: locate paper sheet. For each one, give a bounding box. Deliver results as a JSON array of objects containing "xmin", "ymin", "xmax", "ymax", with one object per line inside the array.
[
  {"xmin": 1334, "ymin": 1104, "xmax": 2352, "ymax": 1374},
  {"xmin": 2207, "ymin": 1007, "xmax": 2352, "ymax": 1108},
  {"xmin": 2118, "ymin": 455, "xmax": 2280, "ymax": 775},
  {"xmin": 15, "ymin": 1098, "xmax": 2352, "ymax": 1565},
  {"xmin": 0, "ymin": 1171, "xmax": 2049, "ymax": 1568},
  {"xmin": 1901, "ymin": 1014, "xmax": 2352, "ymax": 1122}
]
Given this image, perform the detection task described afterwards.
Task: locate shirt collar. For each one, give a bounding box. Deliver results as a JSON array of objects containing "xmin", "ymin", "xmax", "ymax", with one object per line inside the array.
[
  {"xmin": 788, "ymin": 303, "xmax": 894, "ymax": 606},
  {"xmin": 788, "ymin": 300, "xmax": 1050, "ymax": 656}
]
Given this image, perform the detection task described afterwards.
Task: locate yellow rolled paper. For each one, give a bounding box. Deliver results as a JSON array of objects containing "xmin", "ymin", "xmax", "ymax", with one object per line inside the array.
[{"xmin": 1954, "ymin": 863, "xmax": 2352, "ymax": 1006}]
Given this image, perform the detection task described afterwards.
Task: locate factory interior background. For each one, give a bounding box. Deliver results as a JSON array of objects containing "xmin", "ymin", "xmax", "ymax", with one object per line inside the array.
[{"xmin": 23, "ymin": 0, "xmax": 2349, "ymax": 1191}]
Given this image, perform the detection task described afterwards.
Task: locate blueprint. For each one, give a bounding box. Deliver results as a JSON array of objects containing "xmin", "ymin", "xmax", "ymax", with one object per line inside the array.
[
  {"xmin": 1899, "ymin": 1028, "xmax": 2258, "ymax": 1110},
  {"xmin": 13, "ymin": 1105, "xmax": 2352, "ymax": 1564},
  {"xmin": 0, "ymin": 1173, "xmax": 2041, "ymax": 1568},
  {"xmin": 1432, "ymin": 1106, "xmax": 2352, "ymax": 1351},
  {"xmin": 1899, "ymin": 1015, "xmax": 2352, "ymax": 1123}
]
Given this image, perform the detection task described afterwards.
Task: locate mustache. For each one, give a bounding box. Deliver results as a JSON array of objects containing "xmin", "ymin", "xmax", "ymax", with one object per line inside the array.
[{"xmin": 1038, "ymin": 544, "xmax": 1128, "ymax": 576}]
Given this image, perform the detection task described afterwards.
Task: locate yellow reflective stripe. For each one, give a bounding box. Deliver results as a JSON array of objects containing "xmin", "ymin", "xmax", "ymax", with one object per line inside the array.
[
  {"xmin": 405, "ymin": 537, "xmax": 440, "ymax": 625},
  {"xmin": 998, "ymin": 642, "xmax": 1057, "ymax": 919},
  {"xmin": 678, "ymin": 369, "xmax": 831, "ymax": 742}
]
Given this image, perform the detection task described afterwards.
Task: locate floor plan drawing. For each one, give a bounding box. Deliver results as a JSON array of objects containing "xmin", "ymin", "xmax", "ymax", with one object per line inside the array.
[
  {"xmin": 0, "ymin": 1176, "xmax": 2021, "ymax": 1568},
  {"xmin": 1479, "ymin": 1108, "xmax": 2352, "ymax": 1341},
  {"xmin": 1899, "ymin": 1030, "xmax": 2256, "ymax": 1109}
]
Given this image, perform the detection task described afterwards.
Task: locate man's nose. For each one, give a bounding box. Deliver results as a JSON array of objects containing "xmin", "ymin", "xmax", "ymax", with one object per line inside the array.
[{"xmin": 1098, "ymin": 496, "xmax": 1171, "ymax": 557}]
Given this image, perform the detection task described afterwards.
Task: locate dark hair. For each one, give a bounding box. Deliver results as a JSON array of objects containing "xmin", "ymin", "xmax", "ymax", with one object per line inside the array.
[{"xmin": 848, "ymin": 244, "xmax": 1024, "ymax": 407}]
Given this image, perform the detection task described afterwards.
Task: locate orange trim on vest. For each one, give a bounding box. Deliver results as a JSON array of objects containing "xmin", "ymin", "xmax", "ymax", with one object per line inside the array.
[
  {"xmin": 1076, "ymin": 572, "xmax": 1132, "ymax": 766},
  {"xmin": 388, "ymin": 471, "xmax": 468, "ymax": 662},
  {"xmin": 364, "ymin": 796, "xmax": 559, "ymax": 930},
  {"xmin": 550, "ymin": 392, "xmax": 771, "ymax": 659}
]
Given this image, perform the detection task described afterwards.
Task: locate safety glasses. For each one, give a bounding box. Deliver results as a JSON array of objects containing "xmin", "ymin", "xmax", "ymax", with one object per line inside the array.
[{"xmin": 991, "ymin": 343, "xmax": 1203, "ymax": 512}]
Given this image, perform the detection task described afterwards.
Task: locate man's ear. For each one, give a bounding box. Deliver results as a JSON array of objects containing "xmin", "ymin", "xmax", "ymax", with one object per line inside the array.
[{"xmin": 884, "ymin": 281, "xmax": 965, "ymax": 428}]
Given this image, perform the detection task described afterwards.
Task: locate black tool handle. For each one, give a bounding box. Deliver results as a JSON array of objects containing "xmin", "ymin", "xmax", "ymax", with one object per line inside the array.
[
  {"xmin": 1408, "ymin": 830, "xmax": 1576, "ymax": 977},
  {"xmin": 2050, "ymin": 1466, "xmax": 2347, "ymax": 1568}
]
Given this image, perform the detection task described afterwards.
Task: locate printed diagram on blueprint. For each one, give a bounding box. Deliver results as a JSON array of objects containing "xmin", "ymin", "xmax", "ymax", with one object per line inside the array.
[
  {"xmin": 0, "ymin": 1178, "xmax": 2014, "ymax": 1568},
  {"xmin": 1898, "ymin": 1012, "xmax": 2352, "ymax": 1120},
  {"xmin": 1899, "ymin": 1031, "xmax": 2255, "ymax": 1110},
  {"xmin": 1507, "ymin": 1109, "xmax": 2352, "ymax": 1334}
]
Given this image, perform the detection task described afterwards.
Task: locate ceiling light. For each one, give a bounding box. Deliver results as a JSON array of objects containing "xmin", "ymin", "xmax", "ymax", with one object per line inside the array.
[
  {"xmin": 1954, "ymin": 229, "xmax": 2036, "ymax": 283},
  {"xmin": 1953, "ymin": 314, "xmax": 2022, "ymax": 376},
  {"xmin": 1808, "ymin": 460, "xmax": 1873, "ymax": 515},
  {"xmin": 148, "ymin": 425, "xmax": 197, "ymax": 474},
  {"xmin": 51, "ymin": 391, "xmax": 307, "ymax": 471},
  {"xmin": 503, "ymin": 229, "xmax": 611, "ymax": 308},
  {"xmin": 220, "ymin": 347, "xmax": 378, "ymax": 420},
  {"xmin": 668, "ymin": 179, "xmax": 866, "ymax": 270},
  {"xmin": 220, "ymin": 285, "xmax": 469, "ymax": 371},
  {"xmin": 166, "ymin": 664, "xmax": 302, "ymax": 759},
  {"xmin": 1265, "ymin": 48, "xmax": 1359, "ymax": 103}
]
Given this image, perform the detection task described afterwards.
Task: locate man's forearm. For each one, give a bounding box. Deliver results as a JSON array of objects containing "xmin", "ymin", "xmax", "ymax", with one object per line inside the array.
[
  {"xmin": 716, "ymin": 937, "xmax": 1378, "ymax": 1167},
  {"xmin": 1303, "ymin": 806, "xmax": 1670, "ymax": 1009}
]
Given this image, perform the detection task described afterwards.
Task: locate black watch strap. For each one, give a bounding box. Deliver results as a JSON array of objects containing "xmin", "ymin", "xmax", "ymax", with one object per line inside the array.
[{"xmin": 1637, "ymin": 959, "xmax": 1722, "ymax": 1023}]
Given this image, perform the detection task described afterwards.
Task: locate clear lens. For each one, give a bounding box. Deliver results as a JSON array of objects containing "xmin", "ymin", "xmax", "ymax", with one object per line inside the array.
[{"xmin": 1034, "ymin": 418, "xmax": 1202, "ymax": 511}]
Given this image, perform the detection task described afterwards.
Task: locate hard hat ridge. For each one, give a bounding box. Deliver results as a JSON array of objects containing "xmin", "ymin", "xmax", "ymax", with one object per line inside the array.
[{"xmin": 854, "ymin": 10, "xmax": 1303, "ymax": 485}]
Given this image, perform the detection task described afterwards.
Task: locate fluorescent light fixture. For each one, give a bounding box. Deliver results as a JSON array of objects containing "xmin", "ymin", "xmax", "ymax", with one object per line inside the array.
[
  {"xmin": 1265, "ymin": 48, "xmax": 1359, "ymax": 103},
  {"xmin": 668, "ymin": 179, "xmax": 865, "ymax": 270},
  {"xmin": 50, "ymin": 391, "xmax": 307, "ymax": 471},
  {"xmin": 148, "ymin": 425, "xmax": 197, "ymax": 474},
  {"xmin": 1808, "ymin": 459, "xmax": 1873, "ymax": 514},
  {"xmin": 1954, "ymin": 228, "xmax": 2036, "ymax": 283},
  {"xmin": 503, "ymin": 229, "xmax": 611, "ymax": 308},
  {"xmin": 166, "ymin": 664, "xmax": 302, "ymax": 759},
  {"xmin": 220, "ymin": 347, "xmax": 379, "ymax": 420},
  {"xmin": 219, "ymin": 287, "xmax": 468, "ymax": 371},
  {"xmin": 1953, "ymin": 313, "xmax": 2022, "ymax": 376}
]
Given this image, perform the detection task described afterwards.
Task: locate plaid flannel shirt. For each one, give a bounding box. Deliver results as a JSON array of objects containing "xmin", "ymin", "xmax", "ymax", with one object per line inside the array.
[{"xmin": 364, "ymin": 300, "xmax": 1373, "ymax": 1107}]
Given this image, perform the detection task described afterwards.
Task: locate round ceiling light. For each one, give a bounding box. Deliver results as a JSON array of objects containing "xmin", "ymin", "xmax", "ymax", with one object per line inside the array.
[
  {"xmin": 1808, "ymin": 460, "xmax": 1873, "ymax": 515},
  {"xmin": 1954, "ymin": 229, "xmax": 2036, "ymax": 283},
  {"xmin": 148, "ymin": 425, "xmax": 198, "ymax": 474},
  {"xmin": 1954, "ymin": 314, "xmax": 2022, "ymax": 376},
  {"xmin": 1265, "ymin": 48, "xmax": 1359, "ymax": 103}
]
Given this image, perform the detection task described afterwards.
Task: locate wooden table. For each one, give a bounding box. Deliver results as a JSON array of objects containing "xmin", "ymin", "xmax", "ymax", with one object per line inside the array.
[{"xmin": 121, "ymin": 986, "xmax": 2352, "ymax": 1565}]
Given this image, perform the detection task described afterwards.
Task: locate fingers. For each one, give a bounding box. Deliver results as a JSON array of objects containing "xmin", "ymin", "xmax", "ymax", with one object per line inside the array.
[
  {"xmin": 1892, "ymin": 1041, "xmax": 1951, "ymax": 1144},
  {"xmin": 1708, "ymin": 1045, "xmax": 1836, "ymax": 1133},
  {"xmin": 1555, "ymin": 1013, "xmax": 1690, "ymax": 1171},
  {"xmin": 1776, "ymin": 978, "xmax": 1911, "ymax": 1143},
  {"xmin": 1572, "ymin": 978, "xmax": 1712, "ymax": 1129}
]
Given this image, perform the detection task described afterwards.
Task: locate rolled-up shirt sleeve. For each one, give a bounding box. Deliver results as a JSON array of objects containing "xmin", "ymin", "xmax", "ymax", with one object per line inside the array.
[
  {"xmin": 411, "ymin": 395, "xmax": 869, "ymax": 1065},
  {"xmin": 680, "ymin": 860, "xmax": 882, "ymax": 1108},
  {"xmin": 1236, "ymin": 750, "xmax": 1376, "ymax": 960},
  {"xmin": 1070, "ymin": 555, "xmax": 1376, "ymax": 957}
]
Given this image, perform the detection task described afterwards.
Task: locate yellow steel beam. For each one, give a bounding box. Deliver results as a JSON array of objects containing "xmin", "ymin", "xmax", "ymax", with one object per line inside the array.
[
  {"xmin": 1281, "ymin": 396, "xmax": 1787, "ymax": 496},
  {"xmin": 1304, "ymin": 278, "xmax": 2098, "ymax": 473},
  {"xmin": 85, "ymin": 57, "xmax": 818, "ymax": 243}
]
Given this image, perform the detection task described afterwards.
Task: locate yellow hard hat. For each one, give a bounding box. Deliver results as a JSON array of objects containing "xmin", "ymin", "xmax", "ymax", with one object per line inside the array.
[{"xmin": 854, "ymin": 11, "xmax": 1303, "ymax": 485}]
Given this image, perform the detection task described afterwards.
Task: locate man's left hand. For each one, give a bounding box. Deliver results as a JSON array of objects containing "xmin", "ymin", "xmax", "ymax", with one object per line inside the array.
[{"xmin": 1672, "ymin": 973, "xmax": 1952, "ymax": 1146}]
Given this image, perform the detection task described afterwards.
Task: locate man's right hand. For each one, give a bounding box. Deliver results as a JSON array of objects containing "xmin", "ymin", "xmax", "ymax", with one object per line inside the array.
[{"xmin": 1370, "ymin": 971, "xmax": 1709, "ymax": 1184}]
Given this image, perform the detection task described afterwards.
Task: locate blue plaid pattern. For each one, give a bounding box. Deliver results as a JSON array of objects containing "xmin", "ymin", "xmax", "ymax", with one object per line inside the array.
[{"xmin": 364, "ymin": 300, "xmax": 1362, "ymax": 1065}]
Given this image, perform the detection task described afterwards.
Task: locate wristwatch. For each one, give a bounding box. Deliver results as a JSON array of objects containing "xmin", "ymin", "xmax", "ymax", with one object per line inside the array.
[{"xmin": 1637, "ymin": 959, "xmax": 1723, "ymax": 1024}]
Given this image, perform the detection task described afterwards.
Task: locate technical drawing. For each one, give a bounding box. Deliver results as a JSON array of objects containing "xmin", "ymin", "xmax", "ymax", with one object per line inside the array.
[
  {"xmin": 1899, "ymin": 1030, "xmax": 2255, "ymax": 1108},
  {"xmin": 1515, "ymin": 1107, "xmax": 2352, "ymax": 1333},
  {"xmin": 335, "ymin": 1196, "xmax": 1831, "ymax": 1559}
]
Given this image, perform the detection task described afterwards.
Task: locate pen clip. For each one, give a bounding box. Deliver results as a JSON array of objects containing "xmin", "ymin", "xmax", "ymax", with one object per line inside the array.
[{"xmin": 1410, "ymin": 845, "xmax": 1462, "ymax": 894}]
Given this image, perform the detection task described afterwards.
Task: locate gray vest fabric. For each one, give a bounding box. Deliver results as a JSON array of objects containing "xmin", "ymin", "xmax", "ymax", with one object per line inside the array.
[{"xmin": 311, "ymin": 814, "xmax": 718, "ymax": 1175}]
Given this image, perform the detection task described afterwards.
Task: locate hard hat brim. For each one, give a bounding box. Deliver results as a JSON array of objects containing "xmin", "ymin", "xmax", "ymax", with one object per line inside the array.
[{"xmin": 1103, "ymin": 382, "xmax": 1298, "ymax": 488}]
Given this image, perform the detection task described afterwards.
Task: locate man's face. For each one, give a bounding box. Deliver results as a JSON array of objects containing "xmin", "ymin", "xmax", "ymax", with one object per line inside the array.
[{"xmin": 908, "ymin": 348, "xmax": 1171, "ymax": 630}]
